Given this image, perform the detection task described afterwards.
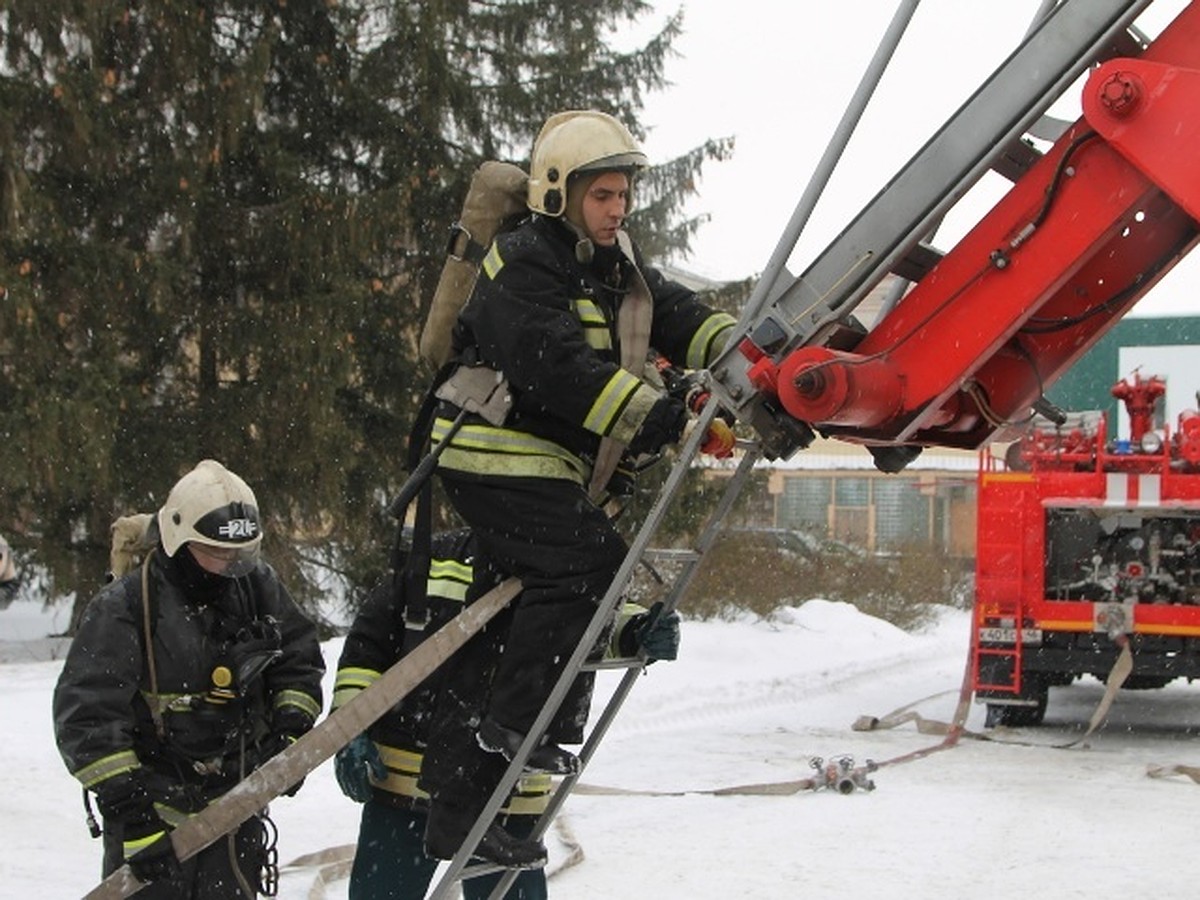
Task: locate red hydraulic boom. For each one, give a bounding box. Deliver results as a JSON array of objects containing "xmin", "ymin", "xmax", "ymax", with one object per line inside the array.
[{"xmin": 716, "ymin": 1, "xmax": 1200, "ymax": 463}]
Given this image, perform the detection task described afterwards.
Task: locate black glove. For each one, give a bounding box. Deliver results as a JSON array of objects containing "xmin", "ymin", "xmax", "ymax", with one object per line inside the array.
[
  {"xmin": 635, "ymin": 601, "xmax": 681, "ymax": 661},
  {"xmin": 263, "ymin": 706, "xmax": 314, "ymax": 795},
  {"xmin": 94, "ymin": 770, "xmax": 152, "ymax": 822},
  {"xmin": 335, "ymin": 734, "xmax": 387, "ymax": 803},
  {"xmin": 628, "ymin": 396, "xmax": 687, "ymax": 457},
  {"xmin": 617, "ymin": 601, "xmax": 682, "ymax": 662},
  {"xmin": 269, "ymin": 706, "xmax": 314, "ymax": 749},
  {"xmin": 126, "ymin": 829, "xmax": 180, "ymax": 884},
  {"xmin": 260, "ymin": 733, "xmax": 305, "ymax": 796},
  {"xmin": 95, "ymin": 771, "xmax": 180, "ymax": 884}
]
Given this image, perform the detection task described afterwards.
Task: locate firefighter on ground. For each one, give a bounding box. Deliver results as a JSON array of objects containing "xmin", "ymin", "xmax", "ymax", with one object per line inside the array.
[
  {"xmin": 53, "ymin": 459, "xmax": 325, "ymax": 897},
  {"xmin": 416, "ymin": 109, "xmax": 736, "ymax": 868},
  {"xmin": 331, "ymin": 528, "xmax": 681, "ymax": 899}
]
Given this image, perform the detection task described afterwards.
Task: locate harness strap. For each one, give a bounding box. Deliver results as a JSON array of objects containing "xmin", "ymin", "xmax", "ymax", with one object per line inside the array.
[
  {"xmin": 140, "ymin": 548, "xmax": 166, "ymax": 741},
  {"xmin": 393, "ymin": 360, "xmax": 459, "ymax": 656},
  {"xmin": 588, "ymin": 231, "xmax": 652, "ymax": 502},
  {"xmin": 400, "ymin": 479, "xmax": 433, "ymax": 657}
]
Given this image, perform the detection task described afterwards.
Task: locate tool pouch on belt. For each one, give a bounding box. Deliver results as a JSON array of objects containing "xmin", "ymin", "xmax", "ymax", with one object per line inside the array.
[
  {"xmin": 419, "ymin": 161, "xmax": 529, "ymax": 370},
  {"xmin": 434, "ymin": 364, "xmax": 513, "ymax": 427}
]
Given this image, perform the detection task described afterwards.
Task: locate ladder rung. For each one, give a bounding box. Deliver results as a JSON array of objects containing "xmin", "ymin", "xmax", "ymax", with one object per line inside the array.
[
  {"xmin": 582, "ymin": 656, "xmax": 646, "ymax": 672},
  {"xmin": 642, "ymin": 547, "xmax": 701, "ymax": 564},
  {"xmin": 889, "ymin": 241, "xmax": 944, "ymax": 283}
]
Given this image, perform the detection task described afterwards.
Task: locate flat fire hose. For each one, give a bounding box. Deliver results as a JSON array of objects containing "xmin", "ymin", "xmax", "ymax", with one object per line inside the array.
[
  {"xmin": 570, "ymin": 629, "xmax": 1135, "ymax": 804},
  {"xmin": 81, "ymin": 577, "xmax": 522, "ymax": 900},
  {"xmin": 1146, "ymin": 764, "xmax": 1200, "ymax": 784},
  {"xmin": 1053, "ymin": 636, "xmax": 1132, "ymax": 749},
  {"xmin": 857, "ymin": 635, "xmax": 1135, "ymax": 754}
]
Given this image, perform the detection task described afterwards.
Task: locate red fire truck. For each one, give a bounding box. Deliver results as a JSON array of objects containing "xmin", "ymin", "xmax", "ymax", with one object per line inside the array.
[{"xmin": 972, "ymin": 372, "xmax": 1200, "ymax": 725}]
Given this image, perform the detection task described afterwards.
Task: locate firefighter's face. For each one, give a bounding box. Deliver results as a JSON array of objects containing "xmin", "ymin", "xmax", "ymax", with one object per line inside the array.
[
  {"xmin": 187, "ymin": 542, "xmax": 258, "ymax": 578},
  {"xmin": 578, "ymin": 171, "xmax": 629, "ymax": 246}
]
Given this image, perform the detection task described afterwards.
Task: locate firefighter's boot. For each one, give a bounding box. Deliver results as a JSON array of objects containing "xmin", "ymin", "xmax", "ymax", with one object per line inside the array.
[
  {"xmin": 478, "ymin": 717, "xmax": 580, "ymax": 775},
  {"xmin": 424, "ymin": 800, "xmax": 548, "ymax": 870}
]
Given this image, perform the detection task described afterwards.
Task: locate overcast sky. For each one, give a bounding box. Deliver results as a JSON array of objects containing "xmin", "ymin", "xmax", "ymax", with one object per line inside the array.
[{"xmin": 635, "ymin": 1, "xmax": 1197, "ymax": 317}]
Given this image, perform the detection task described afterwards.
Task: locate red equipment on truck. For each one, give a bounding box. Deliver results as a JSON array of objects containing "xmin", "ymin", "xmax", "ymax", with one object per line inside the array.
[{"xmin": 972, "ymin": 372, "xmax": 1200, "ymax": 725}]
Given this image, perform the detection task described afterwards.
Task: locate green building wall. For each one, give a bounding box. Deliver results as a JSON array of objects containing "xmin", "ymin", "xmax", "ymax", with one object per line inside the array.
[{"xmin": 1046, "ymin": 316, "xmax": 1200, "ymax": 438}]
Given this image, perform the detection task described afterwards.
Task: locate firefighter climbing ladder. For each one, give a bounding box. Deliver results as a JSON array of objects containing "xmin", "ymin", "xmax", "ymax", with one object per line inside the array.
[{"xmin": 427, "ymin": 403, "xmax": 759, "ymax": 900}]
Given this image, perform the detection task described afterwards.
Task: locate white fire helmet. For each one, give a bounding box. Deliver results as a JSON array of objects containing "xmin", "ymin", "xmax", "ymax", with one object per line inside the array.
[
  {"xmin": 157, "ymin": 459, "xmax": 262, "ymax": 577},
  {"xmin": 526, "ymin": 110, "xmax": 648, "ymax": 218}
]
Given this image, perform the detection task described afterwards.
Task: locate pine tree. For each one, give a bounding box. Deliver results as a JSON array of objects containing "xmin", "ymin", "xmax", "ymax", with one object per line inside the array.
[{"xmin": 0, "ymin": 1, "xmax": 732, "ymax": 626}]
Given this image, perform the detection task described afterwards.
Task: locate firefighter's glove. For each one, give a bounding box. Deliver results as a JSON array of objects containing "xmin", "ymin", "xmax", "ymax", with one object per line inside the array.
[
  {"xmin": 95, "ymin": 772, "xmax": 179, "ymax": 884},
  {"xmin": 126, "ymin": 827, "xmax": 180, "ymax": 885},
  {"xmin": 263, "ymin": 706, "xmax": 314, "ymax": 795},
  {"xmin": 700, "ymin": 418, "xmax": 736, "ymax": 459},
  {"xmin": 335, "ymin": 734, "xmax": 387, "ymax": 803},
  {"xmin": 633, "ymin": 601, "xmax": 681, "ymax": 662},
  {"xmin": 270, "ymin": 706, "xmax": 315, "ymax": 748},
  {"xmin": 628, "ymin": 396, "xmax": 687, "ymax": 457}
]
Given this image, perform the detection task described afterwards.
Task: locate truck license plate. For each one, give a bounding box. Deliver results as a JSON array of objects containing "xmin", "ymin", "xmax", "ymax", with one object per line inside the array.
[{"xmin": 978, "ymin": 627, "xmax": 1042, "ymax": 644}]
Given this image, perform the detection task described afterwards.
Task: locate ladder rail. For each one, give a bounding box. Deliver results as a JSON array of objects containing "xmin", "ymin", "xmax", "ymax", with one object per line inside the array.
[
  {"xmin": 427, "ymin": 403, "xmax": 724, "ymax": 898},
  {"xmin": 734, "ymin": 0, "xmax": 921, "ymax": 333},
  {"xmin": 481, "ymin": 429, "xmax": 762, "ymax": 900}
]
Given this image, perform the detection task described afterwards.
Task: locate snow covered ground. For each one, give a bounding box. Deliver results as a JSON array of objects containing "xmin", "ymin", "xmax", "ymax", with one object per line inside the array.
[{"xmin": 4, "ymin": 595, "xmax": 1200, "ymax": 899}]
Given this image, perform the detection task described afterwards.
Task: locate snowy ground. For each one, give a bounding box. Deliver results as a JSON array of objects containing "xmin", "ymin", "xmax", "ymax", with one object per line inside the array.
[{"xmin": 5, "ymin": 595, "xmax": 1200, "ymax": 899}]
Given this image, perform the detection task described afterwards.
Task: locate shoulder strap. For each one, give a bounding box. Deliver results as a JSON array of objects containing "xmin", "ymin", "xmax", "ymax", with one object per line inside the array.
[
  {"xmin": 588, "ymin": 231, "xmax": 654, "ymax": 501},
  {"xmin": 139, "ymin": 548, "xmax": 167, "ymax": 741}
]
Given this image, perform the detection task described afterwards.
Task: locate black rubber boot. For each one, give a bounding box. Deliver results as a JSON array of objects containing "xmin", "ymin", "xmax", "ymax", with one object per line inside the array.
[
  {"xmin": 477, "ymin": 717, "xmax": 581, "ymax": 775},
  {"xmin": 424, "ymin": 801, "xmax": 548, "ymax": 870}
]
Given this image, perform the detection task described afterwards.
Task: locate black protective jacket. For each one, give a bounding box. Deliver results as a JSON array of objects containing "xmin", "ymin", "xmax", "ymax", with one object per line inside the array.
[
  {"xmin": 333, "ymin": 529, "xmax": 645, "ymax": 812},
  {"xmin": 433, "ymin": 215, "xmax": 735, "ymax": 485},
  {"xmin": 53, "ymin": 548, "xmax": 324, "ymax": 819}
]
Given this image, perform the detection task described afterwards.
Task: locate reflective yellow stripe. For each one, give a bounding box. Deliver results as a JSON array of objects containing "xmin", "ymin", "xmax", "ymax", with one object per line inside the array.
[
  {"xmin": 331, "ymin": 685, "xmax": 362, "ymax": 711},
  {"xmin": 334, "ymin": 667, "xmax": 381, "ymax": 693},
  {"xmin": 433, "ymin": 417, "xmax": 588, "ymax": 483},
  {"xmin": 123, "ymin": 829, "xmax": 166, "ymax": 857},
  {"xmin": 374, "ymin": 743, "xmax": 550, "ymax": 813},
  {"xmin": 375, "ymin": 744, "xmax": 428, "ymax": 799},
  {"xmin": 686, "ymin": 312, "xmax": 736, "ymax": 369},
  {"xmin": 482, "ymin": 243, "xmax": 504, "ymax": 279},
  {"xmin": 610, "ymin": 381, "xmax": 663, "ymax": 445},
  {"xmin": 332, "ymin": 668, "xmax": 380, "ymax": 711},
  {"xmin": 506, "ymin": 771, "xmax": 551, "ymax": 814},
  {"xmin": 428, "ymin": 557, "xmax": 471, "ymax": 602},
  {"xmin": 154, "ymin": 802, "xmax": 190, "ymax": 829},
  {"xmin": 503, "ymin": 784, "xmax": 552, "ymax": 815},
  {"xmin": 140, "ymin": 689, "xmax": 194, "ymax": 715},
  {"xmin": 74, "ymin": 750, "xmax": 141, "ymax": 790},
  {"xmin": 274, "ymin": 689, "xmax": 321, "ymax": 720},
  {"xmin": 378, "ymin": 745, "xmax": 424, "ymax": 774},
  {"xmin": 610, "ymin": 601, "xmax": 647, "ymax": 657},
  {"xmin": 583, "ymin": 369, "xmax": 641, "ymax": 435},
  {"xmin": 573, "ymin": 298, "xmax": 612, "ymax": 350}
]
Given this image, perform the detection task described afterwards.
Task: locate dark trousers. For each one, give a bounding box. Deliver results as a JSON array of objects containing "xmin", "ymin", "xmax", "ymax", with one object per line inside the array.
[
  {"xmin": 102, "ymin": 816, "xmax": 262, "ymax": 899},
  {"xmin": 420, "ymin": 472, "xmax": 625, "ymax": 815},
  {"xmin": 350, "ymin": 800, "xmax": 547, "ymax": 900}
]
